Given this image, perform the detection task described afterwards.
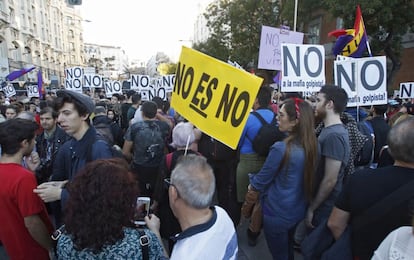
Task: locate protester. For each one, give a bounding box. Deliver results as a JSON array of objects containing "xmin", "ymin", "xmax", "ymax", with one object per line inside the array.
[
  {"xmin": 127, "ymin": 92, "xmax": 141, "ymax": 124},
  {"xmin": 305, "ymin": 84, "xmax": 350, "ymax": 228},
  {"xmin": 92, "ymin": 106, "xmax": 124, "ymax": 148},
  {"xmin": 236, "ymin": 86, "xmax": 275, "ymax": 245},
  {"xmin": 35, "ymin": 107, "xmax": 71, "ymax": 185},
  {"xmin": 56, "ymin": 158, "xmax": 167, "ymax": 259},
  {"xmin": 122, "ymin": 101, "xmax": 170, "ymax": 197},
  {"xmin": 150, "ymin": 154, "xmax": 238, "ymax": 259},
  {"xmin": 198, "ymin": 132, "xmax": 240, "ymax": 225},
  {"xmin": 120, "ymin": 90, "xmax": 136, "ymax": 131},
  {"xmin": 5, "ymin": 104, "xmax": 19, "ymax": 120},
  {"xmin": 34, "ymin": 90, "xmax": 113, "ymax": 226},
  {"xmin": 0, "ymin": 119, "xmax": 54, "ymax": 259},
  {"xmin": 372, "ymin": 216, "xmax": 414, "ymax": 260},
  {"xmin": 367, "ymin": 105, "xmax": 390, "ymax": 166},
  {"xmin": 247, "ymin": 98, "xmax": 318, "ymax": 259},
  {"xmin": 327, "ymin": 117, "xmax": 414, "ymax": 259},
  {"xmin": 152, "ymin": 122, "xmax": 201, "ymax": 253}
]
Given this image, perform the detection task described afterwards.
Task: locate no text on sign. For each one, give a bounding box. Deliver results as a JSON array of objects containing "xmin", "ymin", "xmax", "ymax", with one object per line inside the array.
[{"xmin": 171, "ymin": 47, "xmax": 263, "ymax": 149}]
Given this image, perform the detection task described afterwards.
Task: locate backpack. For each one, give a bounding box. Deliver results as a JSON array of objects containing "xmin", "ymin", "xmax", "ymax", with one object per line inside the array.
[
  {"xmin": 248, "ymin": 111, "xmax": 285, "ymax": 157},
  {"xmin": 131, "ymin": 121, "xmax": 166, "ymax": 166},
  {"xmin": 94, "ymin": 122, "xmax": 115, "ymax": 146},
  {"xmin": 354, "ymin": 120, "xmax": 375, "ymax": 167},
  {"xmin": 86, "ymin": 135, "xmax": 125, "ymax": 163}
]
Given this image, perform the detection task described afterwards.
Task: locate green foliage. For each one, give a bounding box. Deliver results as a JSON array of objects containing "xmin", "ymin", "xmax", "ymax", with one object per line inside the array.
[
  {"xmin": 323, "ymin": 0, "xmax": 414, "ymax": 56},
  {"xmin": 194, "ymin": 0, "xmax": 280, "ymax": 68},
  {"xmin": 323, "ymin": 0, "xmax": 414, "ymax": 89}
]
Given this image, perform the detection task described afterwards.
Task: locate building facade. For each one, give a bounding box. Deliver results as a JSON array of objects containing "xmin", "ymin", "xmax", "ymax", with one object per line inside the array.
[
  {"xmin": 83, "ymin": 42, "xmax": 128, "ymax": 80},
  {"xmin": 0, "ymin": 0, "xmax": 85, "ymax": 88}
]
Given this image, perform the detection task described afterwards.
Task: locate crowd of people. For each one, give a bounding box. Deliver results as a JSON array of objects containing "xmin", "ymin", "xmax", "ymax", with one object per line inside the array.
[{"xmin": 0, "ymin": 83, "xmax": 413, "ymax": 260}]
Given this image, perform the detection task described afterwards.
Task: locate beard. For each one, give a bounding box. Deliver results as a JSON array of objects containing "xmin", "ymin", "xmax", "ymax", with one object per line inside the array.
[{"xmin": 314, "ymin": 107, "xmax": 326, "ymax": 123}]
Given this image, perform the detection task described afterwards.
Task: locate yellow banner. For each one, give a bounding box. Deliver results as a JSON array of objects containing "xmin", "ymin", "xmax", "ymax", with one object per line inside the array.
[{"xmin": 171, "ymin": 47, "xmax": 263, "ymax": 149}]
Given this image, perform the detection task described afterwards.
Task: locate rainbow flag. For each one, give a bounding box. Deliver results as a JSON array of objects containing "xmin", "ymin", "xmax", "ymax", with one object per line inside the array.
[{"xmin": 328, "ymin": 5, "xmax": 369, "ymax": 57}]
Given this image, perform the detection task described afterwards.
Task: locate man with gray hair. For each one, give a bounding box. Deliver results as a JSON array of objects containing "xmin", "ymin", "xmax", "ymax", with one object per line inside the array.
[
  {"xmin": 164, "ymin": 154, "xmax": 238, "ymax": 259},
  {"xmin": 327, "ymin": 117, "xmax": 414, "ymax": 259}
]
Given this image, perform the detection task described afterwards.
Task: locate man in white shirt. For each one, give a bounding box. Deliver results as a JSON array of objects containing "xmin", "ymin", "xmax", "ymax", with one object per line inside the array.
[{"xmin": 163, "ymin": 154, "xmax": 238, "ymax": 259}]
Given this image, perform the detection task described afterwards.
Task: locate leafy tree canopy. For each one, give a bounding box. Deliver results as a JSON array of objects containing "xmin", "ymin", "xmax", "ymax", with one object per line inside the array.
[
  {"xmin": 322, "ymin": 0, "xmax": 414, "ymax": 88},
  {"xmin": 194, "ymin": 0, "xmax": 281, "ymax": 68}
]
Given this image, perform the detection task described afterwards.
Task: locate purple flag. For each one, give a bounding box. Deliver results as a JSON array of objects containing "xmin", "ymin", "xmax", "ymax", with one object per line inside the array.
[
  {"xmin": 6, "ymin": 66, "xmax": 35, "ymax": 81},
  {"xmin": 37, "ymin": 70, "xmax": 43, "ymax": 99},
  {"xmin": 273, "ymin": 71, "xmax": 281, "ymax": 85}
]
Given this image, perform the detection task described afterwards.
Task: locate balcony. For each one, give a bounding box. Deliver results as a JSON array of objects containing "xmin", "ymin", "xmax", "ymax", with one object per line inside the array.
[{"xmin": 0, "ymin": 10, "xmax": 9, "ymax": 24}]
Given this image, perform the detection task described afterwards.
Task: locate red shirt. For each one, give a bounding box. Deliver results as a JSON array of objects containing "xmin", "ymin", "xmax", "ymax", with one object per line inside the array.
[{"xmin": 0, "ymin": 163, "xmax": 53, "ymax": 260}]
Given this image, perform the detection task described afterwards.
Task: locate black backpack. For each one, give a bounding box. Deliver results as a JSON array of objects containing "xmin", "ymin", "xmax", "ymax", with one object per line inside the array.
[
  {"xmin": 248, "ymin": 111, "xmax": 285, "ymax": 157},
  {"xmin": 94, "ymin": 122, "xmax": 115, "ymax": 146},
  {"xmin": 355, "ymin": 120, "xmax": 375, "ymax": 167},
  {"xmin": 131, "ymin": 121, "xmax": 166, "ymax": 167}
]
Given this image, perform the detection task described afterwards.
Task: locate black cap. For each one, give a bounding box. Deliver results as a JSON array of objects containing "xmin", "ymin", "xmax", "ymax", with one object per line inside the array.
[{"xmin": 56, "ymin": 90, "xmax": 95, "ymax": 114}]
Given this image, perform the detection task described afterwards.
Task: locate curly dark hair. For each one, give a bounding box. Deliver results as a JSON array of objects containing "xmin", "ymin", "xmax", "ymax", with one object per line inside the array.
[{"xmin": 64, "ymin": 158, "xmax": 139, "ymax": 253}]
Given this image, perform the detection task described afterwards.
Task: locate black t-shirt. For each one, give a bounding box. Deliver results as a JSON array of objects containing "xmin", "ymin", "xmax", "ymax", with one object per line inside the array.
[{"xmin": 335, "ymin": 166, "xmax": 414, "ymax": 259}]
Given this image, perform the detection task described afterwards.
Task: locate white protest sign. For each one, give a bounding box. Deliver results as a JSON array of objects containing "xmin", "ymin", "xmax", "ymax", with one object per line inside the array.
[
  {"xmin": 130, "ymin": 74, "xmax": 150, "ymax": 91},
  {"xmin": 27, "ymin": 85, "xmax": 39, "ymax": 98},
  {"xmin": 399, "ymin": 82, "xmax": 414, "ymax": 98},
  {"xmin": 64, "ymin": 67, "xmax": 83, "ymax": 93},
  {"xmin": 258, "ymin": 25, "xmax": 304, "ymax": 70},
  {"xmin": 104, "ymin": 80, "xmax": 123, "ymax": 98},
  {"xmin": 84, "ymin": 73, "xmax": 103, "ymax": 88},
  {"xmin": 281, "ymin": 43, "xmax": 325, "ymax": 92},
  {"xmin": 139, "ymin": 84, "xmax": 168, "ymax": 101},
  {"xmin": 162, "ymin": 74, "xmax": 175, "ymax": 93},
  {"xmin": 2, "ymin": 83, "xmax": 16, "ymax": 97},
  {"xmin": 334, "ymin": 56, "xmax": 387, "ymax": 107}
]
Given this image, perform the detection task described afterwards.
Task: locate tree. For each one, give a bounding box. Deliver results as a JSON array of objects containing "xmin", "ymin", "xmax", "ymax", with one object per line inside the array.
[
  {"xmin": 322, "ymin": 0, "xmax": 414, "ymax": 91},
  {"xmin": 157, "ymin": 62, "xmax": 177, "ymax": 75},
  {"xmin": 194, "ymin": 0, "xmax": 281, "ymax": 69}
]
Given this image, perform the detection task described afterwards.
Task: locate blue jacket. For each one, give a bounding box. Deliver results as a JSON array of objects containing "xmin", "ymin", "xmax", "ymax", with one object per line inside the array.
[
  {"xmin": 51, "ymin": 126, "xmax": 113, "ymax": 207},
  {"xmin": 249, "ymin": 141, "xmax": 307, "ymax": 226}
]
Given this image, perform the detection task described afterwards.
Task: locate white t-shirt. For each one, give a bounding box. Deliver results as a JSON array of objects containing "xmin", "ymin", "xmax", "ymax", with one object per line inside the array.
[
  {"xmin": 131, "ymin": 105, "xmax": 142, "ymax": 125},
  {"xmin": 372, "ymin": 226, "xmax": 414, "ymax": 260},
  {"xmin": 170, "ymin": 206, "xmax": 238, "ymax": 260}
]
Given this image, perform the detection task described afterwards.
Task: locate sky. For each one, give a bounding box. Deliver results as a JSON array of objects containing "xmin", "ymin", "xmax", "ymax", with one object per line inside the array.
[{"xmin": 80, "ymin": 0, "xmax": 211, "ymax": 62}]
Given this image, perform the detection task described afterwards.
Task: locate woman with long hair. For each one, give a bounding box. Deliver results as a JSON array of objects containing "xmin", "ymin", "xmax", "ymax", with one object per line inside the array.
[
  {"xmin": 56, "ymin": 158, "xmax": 166, "ymax": 259},
  {"xmin": 247, "ymin": 98, "xmax": 318, "ymax": 259}
]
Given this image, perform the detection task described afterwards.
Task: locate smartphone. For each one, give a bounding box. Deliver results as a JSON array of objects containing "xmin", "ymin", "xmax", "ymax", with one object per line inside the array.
[{"xmin": 134, "ymin": 197, "xmax": 150, "ymax": 226}]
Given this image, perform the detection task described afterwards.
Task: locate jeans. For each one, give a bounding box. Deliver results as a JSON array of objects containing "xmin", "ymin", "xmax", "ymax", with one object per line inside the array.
[{"xmin": 263, "ymin": 214, "xmax": 297, "ymax": 260}]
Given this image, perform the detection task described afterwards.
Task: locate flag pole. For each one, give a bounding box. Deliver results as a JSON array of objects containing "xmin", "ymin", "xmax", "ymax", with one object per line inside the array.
[
  {"xmin": 358, "ymin": 5, "xmax": 372, "ymax": 57},
  {"xmin": 294, "ymin": 0, "xmax": 298, "ymax": 31}
]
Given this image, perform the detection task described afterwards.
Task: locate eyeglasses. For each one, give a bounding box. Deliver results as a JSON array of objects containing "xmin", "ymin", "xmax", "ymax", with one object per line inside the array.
[{"xmin": 164, "ymin": 178, "xmax": 181, "ymax": 197}]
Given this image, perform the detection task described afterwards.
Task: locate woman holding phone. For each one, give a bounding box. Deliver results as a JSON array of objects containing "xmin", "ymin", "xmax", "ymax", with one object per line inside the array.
[{"xmin": 56, "ymin": 158, "xmax": 167, "ymax": 259}]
